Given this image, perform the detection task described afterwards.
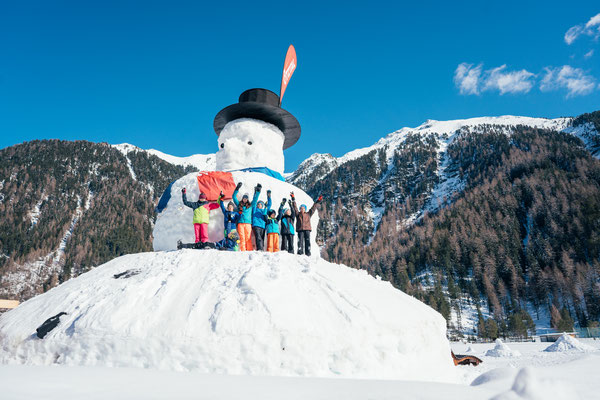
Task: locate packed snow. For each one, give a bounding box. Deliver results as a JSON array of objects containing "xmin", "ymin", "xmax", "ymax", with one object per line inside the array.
[
  {"xmin": 153, "ymin": 171, "xmax": 319, "ymax": 251},
  {"xmin": 2, "ymin": 339, "xmax": 600, "ymax": 399},
  {"xmin": 216, "ymin": 118, "xmax": 286, "ymax": 174},
  {"xmin": 543, "ymin": 333, "xmax": 596, "ymax": 353},
  {"xmin": 490, "ymin": 367, "xmax": 578, "ymax": 400},
  {"xmin": 0, "ymin": 250, "xmax": 457, "ymax": 382},
  {"xmin": 485, "ymin": 339, "xmax": 522, "ymax": 357},
  {"xmin": 452, "ymin": 339, "xmax": 600, "ymax": 399}
]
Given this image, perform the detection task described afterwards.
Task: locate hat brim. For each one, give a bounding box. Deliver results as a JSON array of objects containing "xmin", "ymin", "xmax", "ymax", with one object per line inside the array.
[{"xmin": 214, "ymin": 102, "xmax": 300, "ymax": 150}]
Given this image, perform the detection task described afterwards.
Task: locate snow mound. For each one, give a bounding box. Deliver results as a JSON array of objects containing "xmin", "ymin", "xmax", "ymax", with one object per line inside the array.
[
  {"xmin": 466, "ymin": 345, "xmax": 476, "ymax": 353},
  {"xmin": 485, "ymin": 339, "xmax": 522, "ymax": 357},
  {"xmin": 471, "ymin": 367, "xmax": 516, "ymax": 386},
  {"xmin": 490, "ymin": 367, "xmax": 577, "ymax": 400},
  {"xmin": 0, "ymin": 251, "xmax": 457, "ymax": 382},
  {"xmin": 543, "ymin": 333, "xmax": 596, "ymax": 353}
]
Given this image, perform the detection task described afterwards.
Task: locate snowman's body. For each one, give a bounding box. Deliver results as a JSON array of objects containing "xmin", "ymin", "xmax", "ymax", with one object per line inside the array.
[{"xmin": 153, "ymin": 119, "xmax": 319, "ymax": 253}]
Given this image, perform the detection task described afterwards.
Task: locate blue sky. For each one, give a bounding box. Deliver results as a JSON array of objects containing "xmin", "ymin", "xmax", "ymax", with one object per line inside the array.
[{"xmin": 1, "ymin": 1, "xmax": 599, "ymax": 171}]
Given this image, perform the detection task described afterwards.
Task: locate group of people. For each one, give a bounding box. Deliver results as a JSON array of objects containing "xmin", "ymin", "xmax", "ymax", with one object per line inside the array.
[{"xmin": 179, "ymin": 182, "xmax": 322, "ymax": 256}]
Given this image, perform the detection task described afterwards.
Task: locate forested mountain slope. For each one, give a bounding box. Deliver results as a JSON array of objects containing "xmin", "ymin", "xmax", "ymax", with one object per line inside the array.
[
  {"xmin": 291, "ymin": 111, "xmax": 600, "ymax": 336},
  {"xmin": 0, "ymin": 140, "xmax": 198, "ymax": 300}
]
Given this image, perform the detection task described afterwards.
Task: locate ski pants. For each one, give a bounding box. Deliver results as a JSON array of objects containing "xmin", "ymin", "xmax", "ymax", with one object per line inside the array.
[
  {"xmin": 267, "ymin": 233, "xmax": 280, "ymax": 253},
  {"xmin": 194, "ymin": 223, "xmax": 209, "ymax": 243},
  {"xmin": 253, "ymin": 226, "xmax": 266, "ymax": 251},
  {"xmin": 237, "ymin": 223, "xmax": 253, "ymax": 251},
  {"xmin": 297, "ymin": 230, "xmax": 311, "ymax": 256},
  {"xmin": 281, "ymin": 234, "xmax": 294, "ymax": 254}
]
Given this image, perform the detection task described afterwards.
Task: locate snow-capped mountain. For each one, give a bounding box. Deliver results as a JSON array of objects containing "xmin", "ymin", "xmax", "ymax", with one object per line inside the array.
[
  {"xmin": 289, "ymin": 114, "xmax": 598, "ymax": 228},
  {"xmin": 113, "ymin": 143, "xmax": 216, "ymax": 172}
]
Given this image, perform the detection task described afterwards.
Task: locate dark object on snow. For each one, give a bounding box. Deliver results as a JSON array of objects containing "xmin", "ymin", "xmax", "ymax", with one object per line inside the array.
[
  {"xmin": 451, "ymin": 351, "xmax": 482, "ymax": 366},
  {"xmin": 214, "ymin": 88, "xmax": 301, "ymax": 150},
  {"xmin": 36, "ymin": 312, "xmax": 67, "ymax": 339},
  {"xmin": 113, "ymin": 269, "xmax": 141, "ymax": 279},
  {"xmin": 177, "ymin": 240, "xmax": 216, "ymax": 250}
]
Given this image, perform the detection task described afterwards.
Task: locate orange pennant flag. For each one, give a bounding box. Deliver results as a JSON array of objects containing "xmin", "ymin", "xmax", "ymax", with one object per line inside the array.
[{"xmin": 279, "ymin": 45, "xmax": 297, "ymax": 106}]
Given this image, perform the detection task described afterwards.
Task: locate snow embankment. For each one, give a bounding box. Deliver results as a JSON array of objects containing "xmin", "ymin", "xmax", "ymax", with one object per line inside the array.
[
  {"xmin": 485, "ymin": 339, "xmax": 522, "ymax": 357},
  {"xmin": 543, "ymin": 333, "xmax": 596, "ymax": 353},
  {"xmin": 0, "ymin": 250, "xmax": 457, "ymax": 382}
]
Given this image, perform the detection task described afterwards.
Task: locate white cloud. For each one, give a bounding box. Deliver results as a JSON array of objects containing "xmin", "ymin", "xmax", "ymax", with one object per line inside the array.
[
  {"xmin": 454, "ymin": 63, "xmax": 482, "ymax": 95},
  {"xmin": 584, "ymin": 49, "xmax": 594, "ymax": 59},
  {"xmin": 540, "ymin": 65, "xmax": 597, "ymax": 97},
  {"xmin": 483, "ymin": 65, "xmax": 535, "ymax": 94},
  {"xmin": 454, "ymin": 63, "xmax": 534, "ymax": 95},
  {"xmin": 564, "ymin": 13, "xmax": 600, "ymax": 45}
]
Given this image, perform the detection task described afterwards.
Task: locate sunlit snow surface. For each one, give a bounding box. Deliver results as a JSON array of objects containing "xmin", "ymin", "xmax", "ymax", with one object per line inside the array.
[
  {"xmin": 1, "ymin": 340, "xmax": 599, "ymax": 399},
  {"xmin": 0, "ymin": 250, "xmax": 455, "ymax": 382}
]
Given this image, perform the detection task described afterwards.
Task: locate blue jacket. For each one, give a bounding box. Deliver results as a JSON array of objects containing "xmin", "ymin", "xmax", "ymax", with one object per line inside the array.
[
  {"xmin": 266, "ymin": 208, "xmax": 283, "ymax": 234},
  {"xmin": 280, "ymin": 204, "xmax": 296, "ymax": 235},
  {"xmin": 251, "ymin": 194, "xmax": 272, "ymax": 228},
  {"xmin": 232, "ymin": 188, "xmax": 253, "ymax": 224},
  {"xmin": 219, "ymin": 200, "xmax": 240, "ymax": 234}
]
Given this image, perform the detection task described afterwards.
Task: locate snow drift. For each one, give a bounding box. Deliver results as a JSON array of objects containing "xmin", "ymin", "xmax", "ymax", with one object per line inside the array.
[
  {"xmin": 543, "ymin": 333, "xmax": 596, "ymax": 353},
  {"xmin": 0, "ymin": 250, "xmax": 457, "ymax": 382},
  {"xmin": 485, "ymin": 339, "xmax": 521, "ymax": 357}
]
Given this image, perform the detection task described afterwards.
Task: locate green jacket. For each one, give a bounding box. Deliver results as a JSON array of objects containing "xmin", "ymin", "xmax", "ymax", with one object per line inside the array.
[{"xmin": 182, "ymin": 193, "xmax": 219, "ymax": 224}]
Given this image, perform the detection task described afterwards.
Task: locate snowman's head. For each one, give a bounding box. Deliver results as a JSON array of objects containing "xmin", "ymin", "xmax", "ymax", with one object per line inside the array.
[{"xmin": 216, "ymin": 118, "xmax": 285, "ymax": 174}]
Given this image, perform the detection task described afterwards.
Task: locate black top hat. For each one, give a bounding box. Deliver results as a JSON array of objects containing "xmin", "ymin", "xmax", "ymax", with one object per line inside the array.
[{"xmin": 213, "ymin": 88, "xmax": 301, "ymax": 150}]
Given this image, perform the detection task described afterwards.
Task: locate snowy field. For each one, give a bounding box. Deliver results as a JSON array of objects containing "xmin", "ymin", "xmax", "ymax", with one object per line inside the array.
[{"xmin": 1, "ymin": 340, "xmax": 599, "ymax": 400}]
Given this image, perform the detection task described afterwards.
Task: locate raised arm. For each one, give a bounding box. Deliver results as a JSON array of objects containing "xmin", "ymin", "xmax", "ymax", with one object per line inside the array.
[
  {"xmin": 218, "ymin": 191, "xmax": 227, "ymax": 214},
  {"xmin": 266, "ymin": 190, "xmax": 272, "ymax": 211},
  {"xmin": 181, "ymin": 189, "xmax": 195, "ymax": 209},
  {"xmin": 290, "ymin": 192, "xmax": 299, "ymax": 214},
  {"xmin": 251, "ymin": 183, "xmax": 262, "ymax": 209},
  {"xmin": 232, "ymin": 182, "xmax": 242, "ymax": 206},
  {"xmin": 308, "ymin": 195, "xmax": 323, "ymax": 217}
]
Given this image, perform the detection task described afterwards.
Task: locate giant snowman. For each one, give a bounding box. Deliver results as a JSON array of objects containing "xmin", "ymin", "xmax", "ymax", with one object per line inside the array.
[{"xmin": 153, "ymin": 88, "xmax": 319, "ymax": 252}]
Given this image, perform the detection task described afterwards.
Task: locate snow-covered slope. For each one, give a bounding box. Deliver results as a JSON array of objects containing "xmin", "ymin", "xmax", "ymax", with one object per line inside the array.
[
  {"xmin": 0, "ymin": 250, "xmax": 457, "ymax": 382},
  {"xmin": 113, "ymin": 143, "xmax": 216, "ymax": 171}
]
